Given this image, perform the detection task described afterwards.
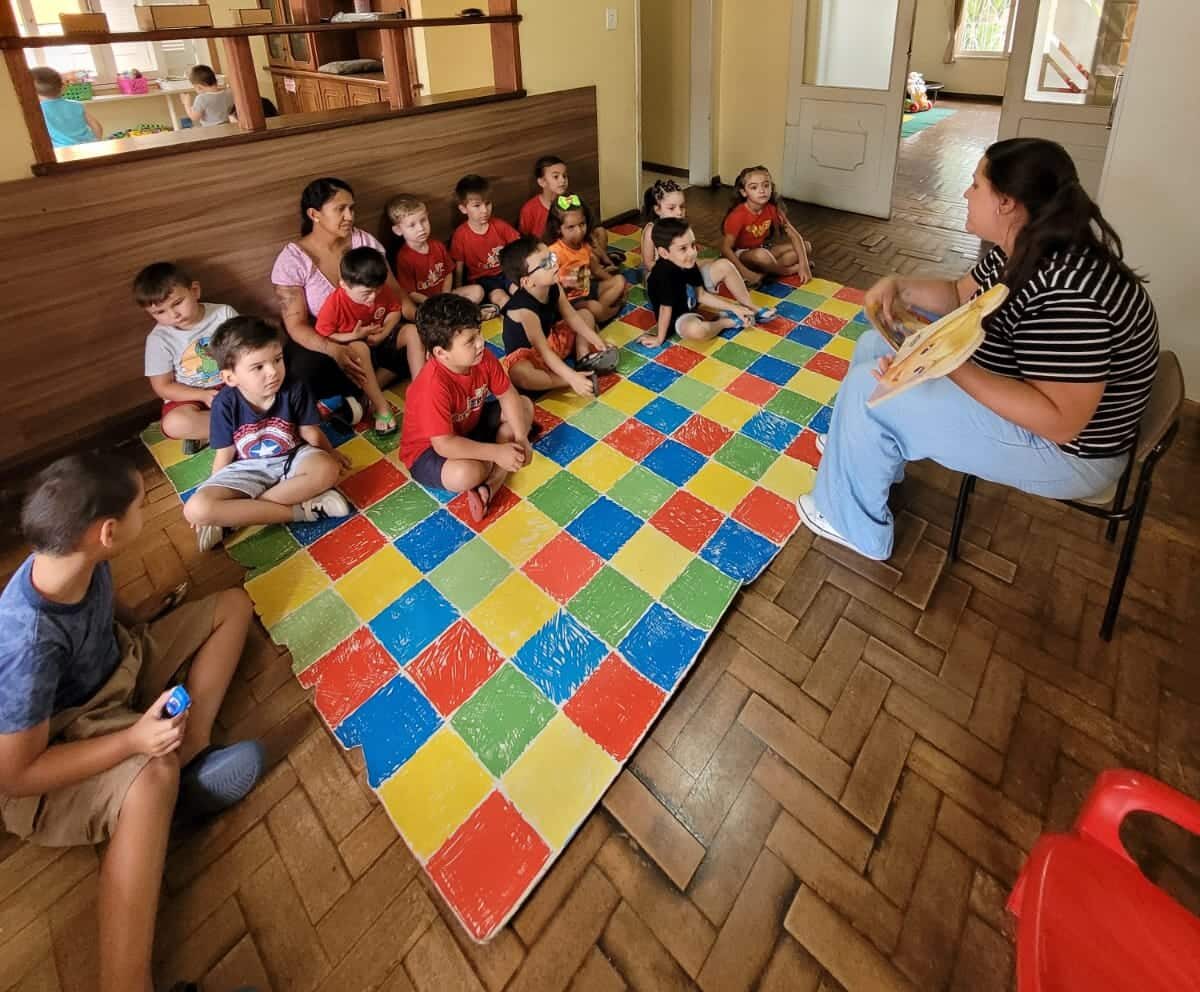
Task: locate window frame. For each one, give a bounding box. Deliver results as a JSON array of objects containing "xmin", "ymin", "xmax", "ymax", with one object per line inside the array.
[{"xmin": 953, "ymin": 0, "xmax": 1020, "ymax": 60}]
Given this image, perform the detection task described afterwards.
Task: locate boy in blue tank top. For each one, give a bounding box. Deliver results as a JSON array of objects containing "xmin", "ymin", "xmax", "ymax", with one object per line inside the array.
[{"xmin": 31, "ymin": 67, "xmax": 101, "ymax": 148}]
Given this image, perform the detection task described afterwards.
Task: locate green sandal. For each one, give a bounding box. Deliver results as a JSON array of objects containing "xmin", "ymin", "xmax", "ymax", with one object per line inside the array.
[{"xmin": 374, "ymin": 409, "xmax": 398, "ymax": 435}]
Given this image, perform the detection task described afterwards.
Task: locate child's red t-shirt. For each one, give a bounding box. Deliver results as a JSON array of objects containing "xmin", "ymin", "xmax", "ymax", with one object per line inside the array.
[
  {"xmin": 450, "ymin": 219, "xmax": 520, "ymax": 281},
  {"xmin": 314, "ymin": 285, "xmax": 402, "ymax": 338},
  {"xmin": 517, "ymin": 195, "xmax": 551, "ymax": 239},
  {"xmin": 394, "ymin": 241, "xmax": 453, "ymax": 294},
  {"xmin": 399, "ymin": 350, "xmax": 511, "ymax": 467},
  {"xmin": 722, "ymin": 202, "xmax": 782, "ymax": 250}
]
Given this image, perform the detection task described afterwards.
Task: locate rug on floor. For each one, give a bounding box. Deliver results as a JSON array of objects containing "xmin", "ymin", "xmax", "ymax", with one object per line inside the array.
[
  {"xmin": 141, "ymin": 226, "xmax": 867, "ymax": 941},
  {"xmin": 901, "ymin": 106, "xmax": 957, "ymax": 139}
]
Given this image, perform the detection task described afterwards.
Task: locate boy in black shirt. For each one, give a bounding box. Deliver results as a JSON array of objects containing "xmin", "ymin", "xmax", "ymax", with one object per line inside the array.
[{"xmin": 644, "ymin": 218, "xmax": 755, "ymax": 347}]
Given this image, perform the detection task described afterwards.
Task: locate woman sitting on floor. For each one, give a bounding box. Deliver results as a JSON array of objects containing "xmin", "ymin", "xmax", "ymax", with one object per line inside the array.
[{"xmin": 798, "ymin": 137, "xmax": 1160, "ymax": 561}]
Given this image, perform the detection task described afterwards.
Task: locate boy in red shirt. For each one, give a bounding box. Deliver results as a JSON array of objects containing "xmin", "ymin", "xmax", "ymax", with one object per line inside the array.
[
  {"xmin": 449, "ymin": 174, "xmax": 521, "ymax": 310},
  {"xmin": 315, "ymin": 246, "xmax": 417, "ymax": 434},
  {"xmin": 400, "ymin": 294, "xmax": 534, "ymax": 521},
  {"xmin": 387, "ymin": 193, "xmax": 488, "ymax": 311}
]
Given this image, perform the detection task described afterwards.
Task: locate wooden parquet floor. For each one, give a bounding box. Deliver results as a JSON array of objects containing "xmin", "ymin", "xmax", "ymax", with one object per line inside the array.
[{"xmin": 4, "ymin": 101, "xmax": 1199, "ymax": 992}]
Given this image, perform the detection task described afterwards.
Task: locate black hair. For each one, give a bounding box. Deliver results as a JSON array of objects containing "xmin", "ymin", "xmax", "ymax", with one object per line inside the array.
[
  {"xmin": 416, "ymin": 294, "xmax": 481, "ymax": 353},
  {"xmin": 984, "ymin": 137, "xmax": 1145, "ymax": 294},
  {"xmin": 339, "ymin": 246, "xmax": 389, "ymax": 288},
  {"xmin": 723, "ymin": 165, "xmax": 786, "ymax": 229},
  {"xmin": 132, "ymin": 261, "xmax": 194, "ymax": 307},
  {"xmin": 188, "ymin": 64, "xmax": 218, "ymax": 87},
  {"xmin": 650, "ymin": 217, "xmax": 690, "ymax": 252},
  {"xmin": 210, "ymin": 315, "xmax": 282, "ymax": 370},
  {"xmin": 22, "ymin": 451, "xmax": 141, "ymax": 554},
  {"xmin": 299, "ymin": 177, "xmax": 353, "ymax": 236},
  {"xmin": 533, "ymin": 155, "xmax": 565, "ymax": 180},
  {"xmin": 642, "ymin": 178, "xmax": 683, "ymax": 221},
  {"xmin": 455, "ymin": 174, "xmax": 491, "ymax": 203},
  {"xmin": 544, "ymin": 195, "xmax": 593, "ymax": 245},
  {"xmin": 500, "ymin": 236, "xmax": 542, "ymax": 286}
]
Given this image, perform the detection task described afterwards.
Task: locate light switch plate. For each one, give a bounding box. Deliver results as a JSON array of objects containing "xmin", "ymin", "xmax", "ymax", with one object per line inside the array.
[{"xmin": 605, "ymin": 7, "xmax": 617, "ymax": 29}]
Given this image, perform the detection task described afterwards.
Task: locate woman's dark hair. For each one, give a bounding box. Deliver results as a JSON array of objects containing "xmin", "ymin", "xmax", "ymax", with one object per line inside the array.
[
  {"xmin": 651, "ymin": 217, "xmax": 690, "ymax": 252},
  {"xmin": 984, "ymin": 137, "xmax": 1144, "ymax": 293},
  {"xmin": 723, "ymin": 165, "xmax": 787, "ymax": 229},
  {"xmin": 299, "ymin": 177, "xmax": 353, "ymax": 236},
  {"xmin": 643, "ymin": 178, "xmax": 682, "ymax": 221},
  {"xmin": 22, "ymin": 452, "xmax": 140, "ymax": 554},
  {"xmin": 544, "ymin": 195, "xmax": 594, "ymax": 245}
]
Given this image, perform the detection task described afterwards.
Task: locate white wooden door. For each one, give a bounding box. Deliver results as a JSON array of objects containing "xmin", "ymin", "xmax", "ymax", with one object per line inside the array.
[
  {"xmin": 999, "ymin": 0, "xmax": 1140, "ymax": 198},
  {"xmin": 781, "ymin": 0, "xmax": 917, "ymax": 219}
]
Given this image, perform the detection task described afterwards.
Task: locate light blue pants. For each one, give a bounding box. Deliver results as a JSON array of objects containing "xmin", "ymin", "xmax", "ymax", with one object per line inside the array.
[{"xmin": 812, "ymin": 330, "xmax": 1127, "ymax": 560}]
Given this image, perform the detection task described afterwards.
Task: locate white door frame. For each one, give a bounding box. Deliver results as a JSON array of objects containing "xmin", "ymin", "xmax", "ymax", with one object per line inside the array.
[{"xmin": 687, "ymin": 0, "xmax": 716, "ymax": 186}]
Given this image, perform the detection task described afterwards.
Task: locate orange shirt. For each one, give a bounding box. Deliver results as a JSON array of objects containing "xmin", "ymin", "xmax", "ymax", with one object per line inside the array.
[{"xmin": 550, "ymin": 239, "xmax": 592, "ymax": 300}]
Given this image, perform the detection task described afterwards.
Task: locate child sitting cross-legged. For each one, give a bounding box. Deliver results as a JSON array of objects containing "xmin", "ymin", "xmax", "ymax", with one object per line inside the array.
[
  {"xmin": 400, "ymin": 295, "xmax": 535, "ymax": 521},
  {"xmin": 387, "ymin": 193, "xmax": 485, "ymax": 311},
  {"xmin": 183, "ymin": 315, "xmax": 351, "ymax": 552},
  {"xmin": 644, "ymin": 218, "xmax": 754, "ymax": 347},
  {"xmin": 499, "ymin": 236, "xmax": 619, "ymax": 398},
  {"xmin": 314, "ymin": 246, "xmax": 412, "ymax": 434},
  {"xmin": 545, "ymin": 193, "xmax": 629, "ymax": 325},
  {"xmin": 450, "ymin": 174, "xmax": 521, "ymax": 309},
  {"xmin": 0, "ymin": 451, "xmax": 263, "ymax": 992}
]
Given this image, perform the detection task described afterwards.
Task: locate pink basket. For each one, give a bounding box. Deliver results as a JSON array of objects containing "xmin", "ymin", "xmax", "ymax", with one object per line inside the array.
[{"xmin": 117, "ymin": 75, "xmax": 149, "ymax": 95}]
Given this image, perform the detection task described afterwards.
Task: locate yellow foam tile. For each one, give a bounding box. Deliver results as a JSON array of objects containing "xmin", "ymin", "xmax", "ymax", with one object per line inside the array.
[
  {"xmin": 336, "ymin": 434, "xmax": 384, "ymax": 472},
  {"xmin": 609, "ymin": 525, "xmax": 694, "ymax": 598},
  {"xmin": 505, "ymin": 451, "xmax": 559, "ymax": 498},
  {"xmin": 502, "ymin": 713, "xmax": 618, "ymax": 849},
  {"xmin": 685, "ymin": 461, "xmax": 756, "ymax": 513},
  {"xmin": 817, "ymin": 298, "xmax": 863, "ymax": 321},
  {"xmin": 598, "ymin": 379, "xmax": 657, "ymax": 416},
  {"xmin": 689, "ymin": 358, "xmax": 741, "ymax": 389},
  {"xmin": 538, "ymin": 392, "xmax": 593, "ymax": 420},
  {"xmin": 730, "ymin": 328, "xmax": 782, "ymax": 353},
  {"xmin": 699, "ymin": 391, "xmax": 759, "ymax": 431},
  {"xmin": 246, "ymin": 550, "xmax": 329, "ymax": 628},
  {"xmin": 796, "ymin": 278, "xmax": 842, "ymax": 298},
  {"xmin": 602, "ymin": 321, "xmax": 640, "ymax": 348},
  {"xmin": 568, "ymin": 444, "xmax": 636, "ymax": 492},
  {"xmin": 749, "ymin": 290, "xmax": 782, "ymax": 309},
  {"xmin": 787, "ymin": 369, "xmax": 841, "ymax": 405},
  {"xmin": 335, "ymin": 544, "xmax": 421, "ymax": 621},
  {"xmin": 823, "ymin": 335, "xmax": 857, "ymax": 361},
  {"xmin": 678, "ymin": 335, "xmax": 724, "ymax": 356},
  {"xmin": 469, "ymin": 571, "xmax": 557, "ymax": 656},
  {"xmin": 480, "ymin": 500, "xmax": 561, "ymax": 566},
  {"xmin": 382, "ymin": 386, "xmax": 407, "ymax": 411},
  {"xmin": 151, "ymin": 439, "xmax": 189, "ymax": 470},
  {"xmin": 759, "ymin": 456, "xmax": 816, "ymax": 500},
  {"xmin": 378, "ymin": 727, "xmax": 493, "ymax": 859}
]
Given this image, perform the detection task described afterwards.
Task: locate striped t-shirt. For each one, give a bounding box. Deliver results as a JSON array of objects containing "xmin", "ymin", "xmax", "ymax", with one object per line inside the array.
[{"xmin": 969, "ymin": 246, "xmax": 1159, "ymax": 459}]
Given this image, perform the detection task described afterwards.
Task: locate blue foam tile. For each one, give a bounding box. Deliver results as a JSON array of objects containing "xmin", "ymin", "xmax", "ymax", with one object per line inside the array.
[
  {"xmin": 700, "ymin": 518, "xmax": 778, "ymax": 582},
  {"xmin": 394, "ymin": 509, "xmax": 474, "ymax": 571},
  {"xmin": 485, "ymin": 341, "xmax": 505, "ymax": 359},
  {"xmin": 741, "ymin": 410, "xmax": 803, "ymax": 452},
  {"xmin": 368, "ymin": 580, "xmax": 459, "ymax": 666},
  {"xmin": 636, "ymin": 397, "xmax": 692, "ymax": 435},
  {"xmin": 333, "ymin": 674, "xmax": 441, "ymax": 786},
  {"xmin": 623, "ymin": 268, "xmax": 644, "ymax": 285},
  {"xmin": 624, "ymin": 338, "xmax": 665, "ymax": 359},
  {"xmin": 776, "ymin": 301, "xmax": 814, "ymax": 323},
  {"xmin": 809, "ymin": 405, "xmax": 834, "ymax": 434},
  {"xmin": 618, "ymin": 301, "xmax": 642, "ymax": 318},
  {"xmin": 643, "ymin": 438, "xmax": 706, "ymax": 486},
  {"xmin": 758, "ymin": 281, "xmax": 794, "ymax": 299},
  {"xmin": 319, "ymin": 419, "xmax": 357, "ymax": 448},
  {"xmin": 787, "ymin": 325, "xmax": 834, "ymax": 350},
  {"xmin": 534, "ymin": 423, "xmax": 595, "ymax": 466},
  {"xmin": 746, "ymin": 354, "xmax": 801, "ymax": 387},
  {"xmin": 512, "ymin": 610, "xmax": 609, "ymax": 705},
  {"xmin": 628, "ymin": 362, "xmax": 682, "ymax": 394},
  {"xmin": 619, "ymin": 604, "xmax": 706, "ymax": 691},
  {"xmin": 179, "ymin": 485, "xmax": 199, "ymax": 504},
  {"xmin": 566, "ymin": 496, "xmax": 643, "ymax": 559}
]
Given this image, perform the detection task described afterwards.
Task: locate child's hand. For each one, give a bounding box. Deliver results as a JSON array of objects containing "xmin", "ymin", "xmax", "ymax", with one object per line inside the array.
[
  {"xmin": 491, "ymin": 441, "xmax": 527, "ymax": 473},
  {"xmin": 203, "ymin": 389, "xmax": 220, "ymax": 408},
  {"xmin": 358, "ymin": 321, "xmax": 384, "ymax": 340},
  {"xmin": 333, "ymin": 449, "xmax": 353, "ymax": 472},
  {"xmin": 365, "ymin": 326, "xmax": 391, "ymax": 346},
  {"xmin": 639, "ymin": 334, "xmax": 664, "ymax": 349},
  {"xmin": 794, "ymin": 259, "xmax": 813, "ymax": 284},
  {"xmin": 127, "ymin": 689, "xmax": 188, "ymax": 757},
  {"xmin": 569, "ymin": 371, "xmax": 596, "ymax": 398},
  {"xmin": 561, "ymin": 271, "xmax": 580, "ymax": 290}
]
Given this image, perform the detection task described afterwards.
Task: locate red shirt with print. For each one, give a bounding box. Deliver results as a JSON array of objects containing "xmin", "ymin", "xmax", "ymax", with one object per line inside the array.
[
  {"xmin": 400, "ymin": 349, "xmax": 512, "ymax": 467},
  {"xmin": 449, "ymin": 219, "xmax": 520, "ymax": 281},
  {"xmin": 314, "ymin": 285, "xmax": 402, "ymax": 338},
  {"xmin": 517, "ymin": 195, "xmax": 551, "ymax": 239},
  {"xmin": 394, "ymin": 241, "xmax": 454, "ymax": 294},
  {"xmin": 722, "ymin": 202, "xmax": 782, "ymax": 250}
]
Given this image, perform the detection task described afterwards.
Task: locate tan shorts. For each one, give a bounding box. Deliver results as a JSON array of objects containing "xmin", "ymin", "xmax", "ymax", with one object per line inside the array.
[{"xmin": 0, "ymin": 597, "xmax": 218, "ymax": 848}]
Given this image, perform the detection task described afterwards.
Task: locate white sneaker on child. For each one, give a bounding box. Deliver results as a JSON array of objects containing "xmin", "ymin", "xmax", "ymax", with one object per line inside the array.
[
  {"xmin": 796, "ymin": 494, "xmax": 886, "ymax": 561},
  {"xmin": 815, "ymin": 433, "xmax": 827, "ymax": 455},
  {"xmin": 195, "ymin": 524, "xmax": 224, "ymax": 553},
  {"xmin": 299, "ymin": 490, "xmax": 351, "ymax": 522}
]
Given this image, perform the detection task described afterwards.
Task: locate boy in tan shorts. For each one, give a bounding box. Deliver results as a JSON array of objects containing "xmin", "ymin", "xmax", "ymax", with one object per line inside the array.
[{"xmin": 0, "ymin": 452, "xmax": 263, "ymax": 992}]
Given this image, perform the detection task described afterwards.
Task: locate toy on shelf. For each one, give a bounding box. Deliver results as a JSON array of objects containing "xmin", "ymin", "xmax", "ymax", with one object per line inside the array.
[
  {"xmin": 905, "ymin": 72, "xmax": 932, "ymax": 114},
  {"xmin": 108, "ymin": 122, "xmax": 172, "ymax": 139},
  {"xmin": 61, "ymin": 70, "xmax": 95, "ymax": 101},
  {"xmin": 117, "ymin": 69, "xmax": 149, "ymax": 95}
]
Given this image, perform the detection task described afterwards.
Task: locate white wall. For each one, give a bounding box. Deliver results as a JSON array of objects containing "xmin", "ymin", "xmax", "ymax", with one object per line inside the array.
[
  {"xmin": 910, "ymin": 0, "xmax": 1007, "ymax": 96},
  {"xmin": 1099, "ymin": 0, "xmax": 1200, "ymax": 398}
]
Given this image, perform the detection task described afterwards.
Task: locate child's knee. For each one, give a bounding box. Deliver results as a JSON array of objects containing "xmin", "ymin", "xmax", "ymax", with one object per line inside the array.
[
  {"xmin": 311, "ymin": 451, "xmax": 342, "ymax": 488},
  {"xmin": 127, "ymin": 754, "xmax": 181, "ymax": 808},
  {"xmin": 441, "ymin": 459, "xmax": 486, "ymax": 492},
  {"xmin": 183, "ymin": 491, "xmax": 212, "ymax": 525}
]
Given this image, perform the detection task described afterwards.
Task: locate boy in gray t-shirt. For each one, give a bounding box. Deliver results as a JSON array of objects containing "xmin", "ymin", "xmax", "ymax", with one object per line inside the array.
[
  {"xmin": 135, "ymin": 260, "xmax": 237, "ymax": 453},
  {"xmin": 183, "ymin": 63, "xmax": 234, "ymax": 126}
]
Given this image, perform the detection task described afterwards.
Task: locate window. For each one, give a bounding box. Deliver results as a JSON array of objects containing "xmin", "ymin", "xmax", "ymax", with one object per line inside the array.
[{"xmin": 955, "ymin": 0, "xmax": 1019, "ymax": 57}]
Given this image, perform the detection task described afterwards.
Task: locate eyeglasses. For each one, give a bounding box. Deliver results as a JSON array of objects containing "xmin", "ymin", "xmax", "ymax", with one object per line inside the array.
[
  {"xmin": 555, "ymin": 194, "xmax": 582, "ymax": 210},
  {"xmin": 527, "ymin": 250, "xmax": 558, "ymax": 274}
]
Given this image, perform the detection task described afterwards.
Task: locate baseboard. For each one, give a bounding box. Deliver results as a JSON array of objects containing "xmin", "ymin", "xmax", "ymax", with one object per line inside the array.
[
  {"xmin": 601, "ymin": 208, "xmax": 641, "ymax": 229},
  {"xmin": 938, "ymin": 92, "xmax": 1003, "ymax": 104},
  {"xmin": 641, "ymin": 160, "xmax": 689, "ymax": 178}
]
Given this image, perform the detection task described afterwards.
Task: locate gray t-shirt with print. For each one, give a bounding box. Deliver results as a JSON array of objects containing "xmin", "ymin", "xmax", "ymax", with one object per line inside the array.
[
  {"xmin": 192, "ymin": 88, "xmax": 235, "ymax": 126},
  {"xmin": 144, "ymin": 302, "xmax": 237, "ymax": 389}
]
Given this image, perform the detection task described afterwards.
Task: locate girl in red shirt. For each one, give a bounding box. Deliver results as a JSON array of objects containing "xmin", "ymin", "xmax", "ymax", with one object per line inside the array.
[
  {"xmin": 720, "ymin": 165, "xmax": 813, "ymax": 287},
  {"xmin": 544, "ymin": 194, "xmax": 628, "ymax": 324}
]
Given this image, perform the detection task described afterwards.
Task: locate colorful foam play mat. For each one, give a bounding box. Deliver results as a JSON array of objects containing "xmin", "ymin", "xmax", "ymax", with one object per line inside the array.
[
  {"xmin": 142, "ymin": 226, "xmax": 869, "ymax": 941},
  {"xmin": 901, "ymin": 107, "xmax": 957, "ymax": 139}
]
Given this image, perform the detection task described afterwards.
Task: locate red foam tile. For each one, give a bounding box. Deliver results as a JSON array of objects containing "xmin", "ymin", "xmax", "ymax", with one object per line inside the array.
[
  {"xmin": 595, "ymin": 371, "xmax": 621, "ymax": 396},
  {"xmin": 786, "ymin": 430, "xmax": 823, "ymax": 469},
  {"xmin": 531, "ymin": 405, "xmax": 564, "ymax": 436},
  {"xmin": 656, "ymin": 345, "xmax": 706, "ymax": 374},
  {"xmin": 522, "ymin": 531, "xmax": 604, "ymax": 604},
  {"xmin": 298, "ymin": 628, "xmax": 400, "ymax": 728},
  {"xmin": 758, "ymin": 316, "xmax": 797, "ymax": 336},
  {"xmin": 308, "ymin": 514, "xmax": 387, "ymax": 579},
  {"xmin": 610, "ymin": 222, "xmax": 640, "ymax": 236},
  {"xmin": 726, "ymin": 372, "xmax": 781, "ymax": 406},
  {"xmin": 408, "ymin": 619, "xmax": 504, "ymax": 716},
  {"xmin": 649, "ymin": 490, "xmax": 724, "ymax": 553},
  {"xmin": 428, "ymin": 792, "xmax": 552, "ymax": 941},
  {"xmin": 732, "ymin": 486, "xmax": 800, "ymax": 545},
  {"xmin": 673, "ymin": 414, "xmax": 733, "ymax": 457},
  {"xmin": 448, "ymin": 485, "xmax": 522, "ymax": 533},
  {"xmin": 834, "ymin": 286, "xmax": 866, "ymax": 304},
  {"xmin": 801, "ymin": 310, "xmax": 847, "ymax": 334},
  {"xmin": 604, "ymin": 419, "xmax": 666, "ymax": 461},
  {"xmin": 338, "ymin": 458, "xmax": 406, "ymax": 509},
  {"xmin": 564, "ymin": 653, "xmax": 666, "ymax": 760},
  {"xmin": 806, "ymin": 351, "xmax": 850, "ymax": 381},
  {"xmin": 777, "ymin": 273, "xmax": 804, "ymax": 287},
  {"xmin": 621, "ymin": 308, "xmax": 658, "ymax": 331}
]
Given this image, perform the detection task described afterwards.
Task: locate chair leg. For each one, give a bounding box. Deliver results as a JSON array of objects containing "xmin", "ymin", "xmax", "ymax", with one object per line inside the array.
[
  {"xmin": 1101, "ymin": 470, "xmax": 1153, "ymax": 641},
  {"xmin": 949, "ymin": 475, "xmax": 975, "ymax": 562},
  {"xmin": 1105, "ymin": 456, "xmax": 1135, "ymax": 543}
]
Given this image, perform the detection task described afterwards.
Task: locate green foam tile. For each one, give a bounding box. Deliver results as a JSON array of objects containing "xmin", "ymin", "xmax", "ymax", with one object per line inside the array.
[
  {"xmin": 765, "ymin": 390, "xmax": 822, "ymax": 425},
  {"xmin": 451, "ymin": 664, "xmax": 556, "ymax": 776},
  {"xmin": 226, "ymin": 526, "xmax": 300, "ymax": 575},
  {"xmin": 661, "ymin": 375, "xmax": 717, "ymax": 412},
  {"xmin": 567, "ymin": 567, "xmax": 652, "ymax": 648},
  {"xmin": 715, "ymin": 434, "xmax": 777, "ymax": 481},
  {"xmin": 165, "ymin": 447, "xmax": 217, "ymax": 493},
  {"xmin": 663, "ymin": 559, "xmax": 739, "ymax": 630},
  {"xmin": 527, "ymin": 472, "xmax": 600, "ymax": 526},
  {"xmin": 711, "ymin": 341, "xmax": 759, "ymax": 370},
  {"xmin": 769, "ymin": 339, "xmax": 818, "ymax": 367},
  {"xmin": 428, "ymin": 538, "xmax": 513, "ymax": 613},
  {"xmin": 568, "ymin": 402, "xmax": 627, "ymax": 440},
  {"xmin": 364, "ymin": 483, "xmax": 438, "ymax": 538},
  {"xmin": 607, "ymin": 465, "xmax": 676, "ymax": 519},
  {"xmin": 273, "ymin": 588, "xmax": 360, "ymax": 673}
]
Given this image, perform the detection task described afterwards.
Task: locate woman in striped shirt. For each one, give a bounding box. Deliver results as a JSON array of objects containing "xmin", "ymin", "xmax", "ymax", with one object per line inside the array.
[{"xmin": 799, "ymin": 137, "xmax": 1160, "ymax": 561}]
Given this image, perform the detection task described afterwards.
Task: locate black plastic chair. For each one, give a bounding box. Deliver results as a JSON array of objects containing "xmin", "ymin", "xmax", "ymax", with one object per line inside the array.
[{"xmin": 948, "ymin": 351, "xmax": 1184, "ymax": 642}]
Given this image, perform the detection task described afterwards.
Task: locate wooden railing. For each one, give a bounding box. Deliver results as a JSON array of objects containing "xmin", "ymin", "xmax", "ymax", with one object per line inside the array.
[{"xmin": 0, "ymin": 0, "xmax": 521, "ymax": 174}]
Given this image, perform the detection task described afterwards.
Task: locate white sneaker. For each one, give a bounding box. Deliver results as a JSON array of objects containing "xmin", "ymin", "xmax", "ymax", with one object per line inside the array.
[
  {"xmin": 299, "ymin": 489, "xmax": 351, "ymax": 523},
  {"xmin": 196, "ymin": 524, "xmax": 224, "ymax": 553},
  {"xmin": 797, "ymin": 494, "xmax": 886, "ymax": 561},
  {"xmin": 815, "ymin": 432, "xmax": 827, "ymax": 455},
  {"xmin": 345, "ymin": 396, "xmax": 364, "ymax": 426}
]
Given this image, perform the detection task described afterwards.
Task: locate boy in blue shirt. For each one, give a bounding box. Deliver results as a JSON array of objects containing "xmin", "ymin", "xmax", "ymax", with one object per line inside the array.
[
  {"xmin": 0, "ymin": 451, "xmax": 263, "ymax": 992},
  {"xmin": 31, "ymin": 67, "xmax": 101, "ymax": 148}
]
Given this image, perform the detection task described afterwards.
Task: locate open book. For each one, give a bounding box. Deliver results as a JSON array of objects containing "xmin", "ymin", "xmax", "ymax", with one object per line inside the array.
[{"xmin": 865, "ymin": 284, "xmax": 1009, "ymax": 407}]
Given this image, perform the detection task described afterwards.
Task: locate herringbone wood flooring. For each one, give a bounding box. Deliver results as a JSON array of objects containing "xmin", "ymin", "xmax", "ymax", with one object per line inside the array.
[{"xmin": 4, "ymin": 101, "xmax": 1199, "ymax": 992}]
